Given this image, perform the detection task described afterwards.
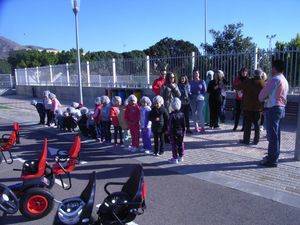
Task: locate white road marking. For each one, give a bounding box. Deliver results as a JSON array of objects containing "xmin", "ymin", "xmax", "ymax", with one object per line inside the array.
[{"xmin": 80, "ymin": 161, "xmax": 88, "ymax": 165}]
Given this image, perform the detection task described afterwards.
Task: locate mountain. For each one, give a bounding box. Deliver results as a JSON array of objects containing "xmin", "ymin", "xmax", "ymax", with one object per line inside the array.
[
  {"xmin": 0, "ymin": 36, "xmax": 59, "ymax": 59},
  {"xmin": 0, "ymin": 36, "xmax": 24, "ymax": 59}
]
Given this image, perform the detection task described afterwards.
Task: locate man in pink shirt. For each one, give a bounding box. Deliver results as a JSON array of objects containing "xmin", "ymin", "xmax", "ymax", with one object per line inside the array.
[{"xmin": 258, "ymin": 60, "xmax": 289, "ymax": 167}]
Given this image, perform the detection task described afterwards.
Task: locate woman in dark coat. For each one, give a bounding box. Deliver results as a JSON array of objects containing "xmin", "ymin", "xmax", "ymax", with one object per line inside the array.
[
  {"xmin": 160, "ymin": 72, "xmax": 181, "ymax": 113},
  {"xmin": 178, "ymin": 75, "xmax": 192, "ymax": 133},
  {"xmin": 207, "ymin": 71, "xmax": 222, "ymax": 129}
]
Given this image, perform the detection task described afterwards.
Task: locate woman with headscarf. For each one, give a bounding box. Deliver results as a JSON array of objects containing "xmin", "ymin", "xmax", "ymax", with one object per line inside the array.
[
  {"xmin": 232, "ymin": 68, "xmax": 249, "ymax": 131},
  {"xmin": 178, "ymin": 75, "xmax": 192, "ymax": 134},
  {"xmin": 204, "ymin": 70, "xmax": 214, "ymax": 125},
  {"xmin": 207, "ymin": 71, "xmax": 222, "ymax": 129},
  {"xmin": 190, "ymin": 70, "xmax": 207, "ymax": 133}
]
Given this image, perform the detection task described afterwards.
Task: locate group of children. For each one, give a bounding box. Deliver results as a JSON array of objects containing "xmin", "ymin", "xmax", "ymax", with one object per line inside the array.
[{"xmin": 31, "ymin": 91, "xmax": 187, "ymax": 164}]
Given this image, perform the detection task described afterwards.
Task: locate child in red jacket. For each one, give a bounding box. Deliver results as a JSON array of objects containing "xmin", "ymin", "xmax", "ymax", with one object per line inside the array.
[
  {"xmin": 124, "ymin": 94, "xmax": 140, "ymax": 152},
  {"xmin": 110, "ymin": 96, "xmax": 123, "ymax": 146}
]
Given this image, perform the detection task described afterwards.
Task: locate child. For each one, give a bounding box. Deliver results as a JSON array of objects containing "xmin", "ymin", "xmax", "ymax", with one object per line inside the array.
[
  {"xmin": 149, "ymin": 95, "xmax": 169, "ymax": 156},
  {"xmin": 93, "ymin": 97, "xmax": 103, "ymax": 142},
  {"xmin": 101, "ymin": 96, "xmax": 112, "ymax": 143},
  {"xmin": 64, "ymin": 107, "xmax": 78, "ymax": 132},
  {"xmin": 31, "ymin": 100, "xmax": 46, "ymax": 125},
  {"xmin": 168, "ymin": 98, "xmax": 186, "ymax": 164},
  {"xmin": 119, "ymin": 98, "xmax": 130, "ymax": 146},
  {"xmin": 78, "ymin": 107, "xmax": 89, "ymax": 137},
  {"xmin": 140, "ymin": 96, "xmax": 152, "ymax": 153},
  {"xmin": 110, "ymin": 96, "xmax": 123, "ymax": 146},
  {"xmin": 124, "ymin": 95, "xmax": 140, "ymax": 152},
  {"xmin": 54, "ymin": 109, "xmax": 64, "ymax": 130},
  {"xmin": 87, "ymin": 111, "xmax": 97, "ymax": 139}
]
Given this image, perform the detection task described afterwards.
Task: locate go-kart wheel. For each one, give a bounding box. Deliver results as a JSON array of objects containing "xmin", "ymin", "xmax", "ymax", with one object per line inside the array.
[
  {"xmin": 19, "ymin": 187, "xmax": 54, "ymax": 219},
  {"xmin": 0, "ymin": 184, "xmax": 19, "ymax": 214}
]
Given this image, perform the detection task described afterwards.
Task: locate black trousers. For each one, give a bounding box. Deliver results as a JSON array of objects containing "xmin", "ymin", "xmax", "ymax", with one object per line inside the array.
[
  {"xmin": 153, "ymin": 131, "xmax": 165, "ymax": 154},
  {"xmin": 101, "ymin": 121, "xmax": 111, "ymax": 142},
  {"xmin": 233, "ymin": 100, "xmax": 244, "ymax": 129},
  {"xmin": 113, "ymin": 126, "xmax": 123, "ymax": 144},
  {"xmin": 180, "ymin": 104, "xmax": 190, "ymax": 130},
  {"xmin": 38, "ymin": 112, "xmax": 46, "ymax": 124},
  {"xmin": 209, "ymin": 98, "xmax": 221, "ymax": 127},
  {"xmin": 243, "ymin": 111, "xmax": 260, "ymax": 144},
  {"xmin": 45, "ymin": 109, "xmax": 52, "ymax": 125}
]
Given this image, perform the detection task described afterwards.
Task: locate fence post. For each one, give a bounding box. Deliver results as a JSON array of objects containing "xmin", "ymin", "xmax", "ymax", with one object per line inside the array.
[
  {"xmin": 87, "ymin": 61, "xmax": 91, "ymax": 87},
  {"xmin": 36, "ymin": 67, "xmax": 40, "ymax": 85},
  {"xmin": 9, "ymin": 74, "xmax": 13, "ymax": 88},
  {"xmin": 253, "ymin": 47, "xmax": 258, "ymax": 70},
  {"xmin": 66, "ymin": 63, "xmax": 70, "ymax": 86},
  {"xmin": 24, "ymin": 67, "xmax": 28, "ymax": 85},
  {"xmin": 191, "ymin": 52, "xmax": 195, "ymax": 77},
  {"xmin": 49, "ymin": 65, "xmax": 53, "ymax": 86},
  {"xmin": 146, "ymin": 55, "xmax": 150, "ymax": 86},
  {"xmin": 295, "ymin": 95, "xmax": 300, "ymax": 161},
  {"xmin": 15, "ymin": 69, "xmax": 18, "ymax": 86},
  {"xmin": 112, "ymin": 58, "xmax": 116, "ymax": 86}
]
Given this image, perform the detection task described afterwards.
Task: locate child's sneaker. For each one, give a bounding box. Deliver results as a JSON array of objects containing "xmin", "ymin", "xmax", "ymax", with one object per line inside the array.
[
  {"xmin": 178, "ymin": 157, "xmax": 184, "ymax": 163},
  {"xmin": 153, "ymin": 152, "xmax": 159, "ymax": 156},
  {"xmin": 145, "ymin": 149, "xmax": 152, "ymax": 154},
  {"xmin": 168, "ymin": 158, "xmax": 178, "ymax": 164},
  {"xmin": 260, "ymin": 126, "xmax": 264, "ymax": 131},
  {"xmin": 139, "ymin": 148, "xmax": 146, "ymax": 153}
]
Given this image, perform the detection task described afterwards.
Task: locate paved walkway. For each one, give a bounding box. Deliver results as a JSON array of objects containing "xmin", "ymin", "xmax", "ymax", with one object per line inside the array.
[{"xmin": 0, "ymin": 95, "xmax": 299, "ymax": 209}]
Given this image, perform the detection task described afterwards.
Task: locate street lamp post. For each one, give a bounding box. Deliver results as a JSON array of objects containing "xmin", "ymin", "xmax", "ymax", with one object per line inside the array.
[
  {"xmin": 266, "ymin": 34, "xmax": 276, "ymax": 51},
  {"xmin": 72, "ymin": 0, "xmax": 83, "ymax": 104},
  {"xmin": 204, "ymin": 0, "xmax": 207, "ymax": 50}
]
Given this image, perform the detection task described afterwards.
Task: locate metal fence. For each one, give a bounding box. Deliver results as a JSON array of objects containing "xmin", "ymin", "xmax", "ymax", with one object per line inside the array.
[
  {"xmin": 15, "ymin": 49, "xmax": 300, "ymax": 93},
  {"xmin": 0, "ymin": 74, "xmax": 13, "ymax": 88}
]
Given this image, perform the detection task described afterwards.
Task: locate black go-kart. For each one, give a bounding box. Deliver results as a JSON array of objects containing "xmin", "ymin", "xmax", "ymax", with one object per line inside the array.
[{"xmin": 54, "ymin": 164, "xmax": 147, "ymax": 225}]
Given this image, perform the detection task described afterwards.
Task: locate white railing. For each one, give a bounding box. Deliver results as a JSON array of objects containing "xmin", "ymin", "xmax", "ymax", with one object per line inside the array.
[
  {"xmin": 14, "ymin": 49, "xmax": 300, "ymax": 92},
  {"xmin": 0, "ymin": 74, "xmax": 13, "ymax": 88}
]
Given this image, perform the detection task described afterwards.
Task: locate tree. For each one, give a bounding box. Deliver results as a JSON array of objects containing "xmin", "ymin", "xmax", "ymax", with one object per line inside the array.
[
  {"xmin": 144, "ymin": 37, "xmax": 199, "ymax": 57},
  {"xmin": 276, "ymin": 33, "xmax": 300, "ymax": 50},
  {"xmin": 0, "ymin": 59, "xmax": 11, "ymax": 74},
  {"xmin": 202, "ymin": 23, "xmax": 255, "ymax": 54}
]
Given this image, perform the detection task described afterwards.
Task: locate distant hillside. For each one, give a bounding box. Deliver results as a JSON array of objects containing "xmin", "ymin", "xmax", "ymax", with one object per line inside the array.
[
  {"xmin": 0, "ymin": 36, "xmax": 24, "ymax": 59},
  {"xmin": 0, "ymin": 36, "xmax": 59, "ymax": 59}
]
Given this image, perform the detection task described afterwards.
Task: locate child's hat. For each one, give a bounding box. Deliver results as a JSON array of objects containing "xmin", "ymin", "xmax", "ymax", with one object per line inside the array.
[
  {"xmin": 80, "ymin": 107, "xmax": 89, "ymax": 115},
  {"xmin": 153, "ymin": 95, "xmax": 164, "ymax": 105},
  {"xmin": 128, "ymin": 94, "xmax": 137, "ymax": 103},
  {"xmin": 140, "ymin": 96, "xmax": 152, "ymax": 107},
  {"xmin": 112, "ymin": 96, "xmax": 122, "ymax": 105}
]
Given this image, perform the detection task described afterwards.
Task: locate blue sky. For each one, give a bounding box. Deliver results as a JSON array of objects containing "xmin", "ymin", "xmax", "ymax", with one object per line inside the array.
[{"xmin": 0, "ymin": 0, "xmax": 299, "ymax": 52}]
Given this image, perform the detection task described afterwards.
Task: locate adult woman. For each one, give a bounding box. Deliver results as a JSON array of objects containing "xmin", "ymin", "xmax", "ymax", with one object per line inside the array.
[
  {"xmin": 190, "ymin": 70, "xmax": 207, "ymax": 133},
  {"xmin": 160, "ymin": 72, "xmax": 181, "ymax": 113},
  {"xmin": 218, "ymin": 70, "xmax": 228, "ymax": 123},
  {"xmin": 232, "ymin": 68, "xmax": 248, "ymax": 131},
  {"xmin": 43, "ymin": 90, "xmax": 52, "ymax": 126},
  {"xmin": 207, "ymin": 71, "xmax": 222, "ymax": 129},
  {"xmin": 178, "ymin": 75, "xmax": 192, "ymax": 133},
  {"xmin": 49, "ymin": 93, "xmax": 61, "ymax": 126},
  {"xmin": 204, "ymin": 70, "xmax": 214, "ymax": 125}
]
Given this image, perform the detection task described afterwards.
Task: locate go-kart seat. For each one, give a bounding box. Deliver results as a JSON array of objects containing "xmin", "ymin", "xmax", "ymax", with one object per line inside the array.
[
  {"xmin": 52, "ymin": 135, "xmax": 81, "ymax": 190},
  {"xmin": 0, "ymin": 123, "xmax": 20, "ymax": 164},
  {"xmin": 98, "ymin": 164, "xmax": 147, "ymax": 225},
  {"xmin": 21, "ymin": 138, "xmax": 48, "ymax": 180}
]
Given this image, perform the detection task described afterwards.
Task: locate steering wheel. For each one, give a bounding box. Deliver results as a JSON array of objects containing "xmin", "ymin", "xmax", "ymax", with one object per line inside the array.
[
  {"xmin": 0, "ymin": 184, "xmax": 19, "ymax": 214},
  {"xmin": 55, "ymin": 150, "xmax": 70, "ymax": 163}
]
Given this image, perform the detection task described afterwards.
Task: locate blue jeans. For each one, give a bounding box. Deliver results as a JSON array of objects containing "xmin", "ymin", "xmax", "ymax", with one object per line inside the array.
[
  {"xmin": 266, "ymin": 106, "xmax": 285, "ymax": 163},
  {"xmin": 192, "ymin": 100, "xmax": 205, "ymax": 128}
]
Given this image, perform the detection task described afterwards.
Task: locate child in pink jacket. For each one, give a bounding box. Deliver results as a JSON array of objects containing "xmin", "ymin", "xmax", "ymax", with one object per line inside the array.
[{"xmin": 124, "ymin": 94, "xmax": 140, "ymax": 152}]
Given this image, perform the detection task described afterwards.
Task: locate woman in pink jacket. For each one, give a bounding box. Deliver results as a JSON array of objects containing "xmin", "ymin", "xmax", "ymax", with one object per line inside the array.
[
  {"xmin": 124, "ymin": 94, "xmax": 140, "ymax": 152},
  {"xmin": 49, "ymin": 93, "xmax": 61, "ymax": 126}
]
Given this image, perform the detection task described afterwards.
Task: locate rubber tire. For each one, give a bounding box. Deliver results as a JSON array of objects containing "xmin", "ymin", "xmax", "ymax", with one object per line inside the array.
[{"xmin": 19, "ymin": 187, "xmax": 54, "ymax": 220}]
